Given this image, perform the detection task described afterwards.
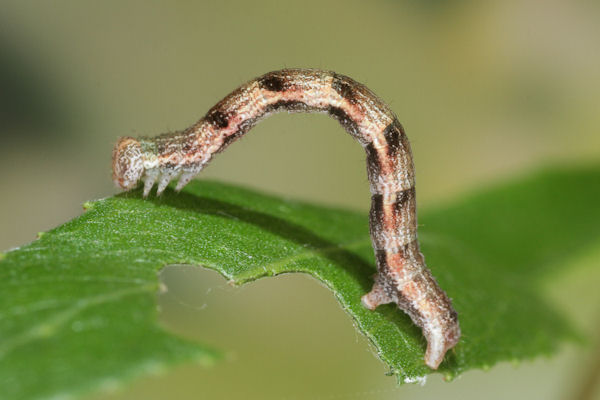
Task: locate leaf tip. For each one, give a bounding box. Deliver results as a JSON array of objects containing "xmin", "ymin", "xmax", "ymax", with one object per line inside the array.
[{"xmin": 36, "ymin": 231, "xmax": 46, "ymax": 240}]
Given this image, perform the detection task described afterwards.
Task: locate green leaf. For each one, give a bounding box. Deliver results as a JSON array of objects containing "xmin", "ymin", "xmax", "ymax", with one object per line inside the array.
[{"xmin": 1, "ymin": 165, "xmax": 598, "ymax": 399}]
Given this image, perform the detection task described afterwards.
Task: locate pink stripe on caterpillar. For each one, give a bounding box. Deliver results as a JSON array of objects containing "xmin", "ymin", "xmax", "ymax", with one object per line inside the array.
[{"xmin": 111, "ymin": 69, "xmax": 460, "ymax": 369}]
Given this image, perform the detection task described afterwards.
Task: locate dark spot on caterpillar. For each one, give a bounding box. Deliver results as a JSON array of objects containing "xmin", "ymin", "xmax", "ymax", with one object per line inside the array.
[
  {"xmin": 332, "ymin": 73, "xmax": 357, "ymax": 104},
  {"xmin": 205, "ymin": 109, "xmax": 229, "ymax": 129},
  {"xmin": 369, "ymin": 194, "xmax": 385, "ymax": 249},
  {"xmin": 375, "ymin": 249, "xmax": 388, "ymax": 270},
  {"xmin": 365, "ymin": 142, "xmax": 380, "ymax": 182},
  {"xmin": 383, "ymin": 119, "xmax": 406, "ymax": 158},
  {"xmin": 258, "ymin": 75, "xmax": 285, "ymax": 92},
  {"xmin": 394, "ymin": 187, "xmax": 415, "ymax": 213},
  {"xmin": 265, "ymin": 100, "xmax": 315, "ymax": 113},
  {"xmin": 328, "ymin": 106, "xmax": 359, "ymax": 136},
  {"xmin": 398, "ymin": 239, "xmax": 421, "ymax": 262}
]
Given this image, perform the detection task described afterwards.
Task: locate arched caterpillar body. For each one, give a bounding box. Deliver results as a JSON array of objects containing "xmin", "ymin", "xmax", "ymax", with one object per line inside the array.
[{"xmin": 112, "ymin": 69, "xmax": 460, "ymax": 369}]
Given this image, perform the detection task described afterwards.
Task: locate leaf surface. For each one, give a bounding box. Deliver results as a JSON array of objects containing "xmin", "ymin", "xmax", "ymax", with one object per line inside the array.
[{"xmin": 1, "ymin": 165, "xmax": 598, "ymax": 399}]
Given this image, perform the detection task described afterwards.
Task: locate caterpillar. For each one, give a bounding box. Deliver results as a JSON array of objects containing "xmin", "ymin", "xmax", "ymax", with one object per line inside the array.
[{"xmin": 112, "ymin": 69, "xmax": 460, "ymax": 369}]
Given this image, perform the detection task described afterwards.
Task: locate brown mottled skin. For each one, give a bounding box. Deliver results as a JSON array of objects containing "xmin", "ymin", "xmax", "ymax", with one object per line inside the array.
[{"xmin": 112, "ymin": 69, "xmax": 460, "ymax": 369}]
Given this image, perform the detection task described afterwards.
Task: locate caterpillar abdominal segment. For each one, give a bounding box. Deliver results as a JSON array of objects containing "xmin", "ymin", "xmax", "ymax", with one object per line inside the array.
[{"xmin": 111, "ymin": 69, "xmax": 460, "ymax": 369}]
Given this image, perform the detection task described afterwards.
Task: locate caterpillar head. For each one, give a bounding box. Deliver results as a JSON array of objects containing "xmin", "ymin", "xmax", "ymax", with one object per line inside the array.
[{"xmin": 112, "ymin": 137, "xmax": 144, "ymax": 190}]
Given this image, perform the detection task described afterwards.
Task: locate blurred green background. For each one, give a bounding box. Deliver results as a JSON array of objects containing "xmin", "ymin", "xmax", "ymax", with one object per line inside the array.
[{"xmin": 1, "ymin": 1, "xmax": 599, "ymax": 399}]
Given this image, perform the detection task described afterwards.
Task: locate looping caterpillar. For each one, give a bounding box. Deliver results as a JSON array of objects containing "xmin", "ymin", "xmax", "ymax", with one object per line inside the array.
[{"xmin": 112, "ymin": 69, "xmax": 460, "ymax": 369}]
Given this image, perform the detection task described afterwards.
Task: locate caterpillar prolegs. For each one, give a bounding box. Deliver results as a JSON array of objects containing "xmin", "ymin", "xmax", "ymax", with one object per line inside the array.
[{"xmin": 112, "ymin": 69, "xmax": 460, "ymax": 369}]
